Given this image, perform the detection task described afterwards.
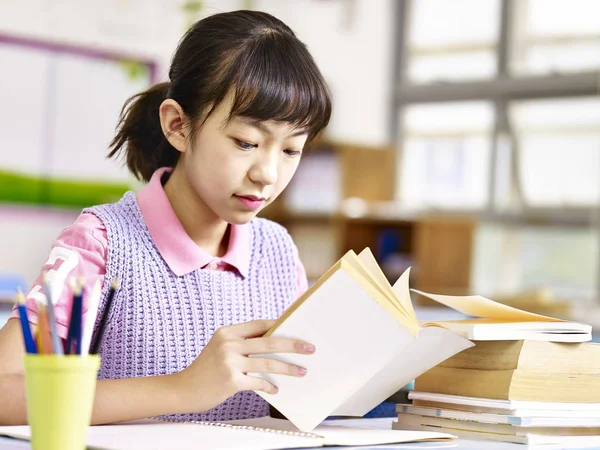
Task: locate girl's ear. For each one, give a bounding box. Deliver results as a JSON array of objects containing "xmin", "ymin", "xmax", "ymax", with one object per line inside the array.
[{"xmin": 159, "ymin": 99, "xmax": 189, "ymax": 153}]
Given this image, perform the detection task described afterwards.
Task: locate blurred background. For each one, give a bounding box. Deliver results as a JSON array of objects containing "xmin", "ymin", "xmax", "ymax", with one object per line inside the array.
[{"xmin": 0, "ymin": 0, "xmax": 599, "ymax": 339}]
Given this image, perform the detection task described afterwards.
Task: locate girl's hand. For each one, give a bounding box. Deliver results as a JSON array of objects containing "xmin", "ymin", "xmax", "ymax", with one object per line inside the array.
[{"xmin": 173, "ymin": 319, "xmax": 315, "ymax": 413}]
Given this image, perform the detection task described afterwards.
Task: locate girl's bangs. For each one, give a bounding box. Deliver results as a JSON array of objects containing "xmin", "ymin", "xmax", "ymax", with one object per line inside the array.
[{"xmin": 226, "ymin": 41, "xmax": 331, "ymax": 139}]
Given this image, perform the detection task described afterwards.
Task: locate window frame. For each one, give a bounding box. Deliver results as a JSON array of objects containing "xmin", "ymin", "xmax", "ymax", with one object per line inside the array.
[{"xmin": 393, "ymin": 0, "xmax": 600, "ymax": 300}]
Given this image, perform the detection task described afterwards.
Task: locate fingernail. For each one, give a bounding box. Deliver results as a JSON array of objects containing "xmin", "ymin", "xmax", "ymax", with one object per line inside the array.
[
  {"xmin": 298, "ymin": 367, "xmax": 307, "ymax": 376},
  {"xmin": 303, "ymin": 344, "xmax": 315, "ymax": 353}
]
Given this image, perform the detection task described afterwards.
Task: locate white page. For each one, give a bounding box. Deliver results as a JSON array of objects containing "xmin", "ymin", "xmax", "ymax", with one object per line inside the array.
[
  {"xmin": 230, "ymin": 417, "xmax": 455, "ymax": 446},
  {"xmin": 333, "ymin": 326, "xmax": 473, "ymax": 416},
  {"xmin": 357, "ymin": 250, "xmax": 416, "ymax": 322},
  {"xmin": 391, "ymin": 266, "xmax": 417, "ymax": 322},
  {"xmin": 252, "ymin": 268, "xmax": 415, "ymax": 432},
  {"xmin": 0, "ymin": 418, "xmax": 455, "ymax": 449},
  {"xmin": 0, "ymin": 420, "xmax": 320, "ymax": 450},
  {"xmin": 411, "ymin": 289, "xmax": 561, "ymax": 322}
]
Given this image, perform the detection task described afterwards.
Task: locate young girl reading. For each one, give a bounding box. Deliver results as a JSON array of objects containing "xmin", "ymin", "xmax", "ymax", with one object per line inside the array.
[{"xmin": 0, "ymin": 10, "xmax": 331, "ymax": 425}]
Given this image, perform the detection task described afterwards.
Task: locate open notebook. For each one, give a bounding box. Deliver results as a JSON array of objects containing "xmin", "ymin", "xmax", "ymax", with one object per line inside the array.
[
  {"xmin": 251, "ymin": 248, "xmax": 591, "ymax": 432},
  {"xmin": 0, "ymin": 417, "xmax": 454, "ymax": 449}
]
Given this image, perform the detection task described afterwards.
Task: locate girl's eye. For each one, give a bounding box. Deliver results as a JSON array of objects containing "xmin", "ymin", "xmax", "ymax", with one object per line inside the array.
[
  {"xmin": 284, "ymin": 149, "xmax": 302, "ymax": 157},
  {"xmin": 234, "ymin": 139, "xmax": 257, "ymax": 150}
]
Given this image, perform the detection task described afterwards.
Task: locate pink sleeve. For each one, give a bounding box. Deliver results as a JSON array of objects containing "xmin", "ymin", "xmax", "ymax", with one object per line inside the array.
[
  {"xmin": 9, "ymin": 213, "xmax": 108, "ymax": 339},
  {"xmin": 292, "ymin": 243, "xmax": 308, "ymax": 298}
]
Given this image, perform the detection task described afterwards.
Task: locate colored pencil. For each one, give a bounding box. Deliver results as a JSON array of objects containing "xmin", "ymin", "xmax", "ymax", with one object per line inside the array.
[
  {"xmin": 80, "ymin": 279, "xmax": 101, "ymax": 355},
  {"xmin": 41, "ymin": 271, "xmax": 64, "ymax": 355},
  {"xmin": 15, "ymin": 290, "xmax": 37, "ymax": 354},
  {"xmin": 36, "ymin": 304, "xmax": 53, "ymax": 355},
  {"xmin": 90, "ymin": 279, "xmax": 119, "ymax": 355},
  {"xmin": 65, "ymin": 278, "xmax": 84, "ymax": 355}
]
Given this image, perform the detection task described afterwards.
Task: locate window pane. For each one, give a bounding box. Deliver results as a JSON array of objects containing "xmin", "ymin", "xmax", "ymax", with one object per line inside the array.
[
  {"xmin": 523, "ymin": 43, "xmax": 600, "ymax": 74},
  {"xmin": 409, "ymin": 51, "xmax": 497, "ymax": 83},
  {"xmin": 405, "ymin": 101, "xmax": 495, "ymax": 133},
  {"xmin": 409, "ymin": 0, "xmax": 500, "ymax": 47},
  {"xmin": 472, "ymin": 224, "xmax": 598, "ymax": 301},
  {"xmin": 528, "ymin": 0, "xmax": 600, "ymax": 36},
  {"xmin": 407, "ymin": 0, "xmax": 500, "ymax": 83},
  {"xmin": 400, "ymin": 102, "xmax": 494, "ymax": 209},
  {"xmin": 512, "ymin": 0, "xmax": 600, "ymax": 74},
  {"xmin": 510, "ymin": 98, "xmax": 600, "ymax": 206}
]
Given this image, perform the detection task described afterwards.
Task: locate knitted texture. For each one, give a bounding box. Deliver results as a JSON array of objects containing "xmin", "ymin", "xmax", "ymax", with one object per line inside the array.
[{"xmin": 84, "ymin": 192, "xmax": 297, "ymax": 421}]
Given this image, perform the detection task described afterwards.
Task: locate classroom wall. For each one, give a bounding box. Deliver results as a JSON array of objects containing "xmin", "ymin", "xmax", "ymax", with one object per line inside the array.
[
  {"xmin": 0, "ymin": 0, "xmax": 396, "ymax": 286},
  {"xmin": 0, "ymin": 0, "xmax": 395, "ymax": 146},
  {"xmin": 0, "ymin": 207, "xmax": 80, "ymax": 288}
]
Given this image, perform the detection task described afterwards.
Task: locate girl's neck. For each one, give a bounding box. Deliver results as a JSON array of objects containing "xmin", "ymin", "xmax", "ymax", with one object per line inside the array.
[{"xmin": 163, "ymin": 167, "xmax": 229, "ymax": 258}]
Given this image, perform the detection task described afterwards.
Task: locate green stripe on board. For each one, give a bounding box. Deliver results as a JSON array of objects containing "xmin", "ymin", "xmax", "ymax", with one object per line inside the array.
[{"xmin": 0, "ymin": 170, "xmax": 132, "ymax": 209}]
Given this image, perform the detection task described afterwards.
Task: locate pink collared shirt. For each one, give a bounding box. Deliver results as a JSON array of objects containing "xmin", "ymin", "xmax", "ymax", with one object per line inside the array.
[{"xmin": 11, "ymin": 168, "xmax": 308, "ymax": 338}]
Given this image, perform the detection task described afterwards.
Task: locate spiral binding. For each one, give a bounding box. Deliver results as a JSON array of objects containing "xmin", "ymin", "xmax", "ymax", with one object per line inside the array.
[{"xmin": 157, "ymin": 417, "xmax": 322, "ymax": 439}]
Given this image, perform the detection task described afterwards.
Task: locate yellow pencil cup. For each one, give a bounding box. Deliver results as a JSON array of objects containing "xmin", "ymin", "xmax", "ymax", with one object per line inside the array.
[{"xmin": 24, "ymin": 354, "xmax": 100, "ymax": 450}]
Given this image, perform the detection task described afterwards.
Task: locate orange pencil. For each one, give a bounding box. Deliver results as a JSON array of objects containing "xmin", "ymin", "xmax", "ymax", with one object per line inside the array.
[{"xmin": 37, "ymin": 304, "xmax": 53, "ymax": 355}]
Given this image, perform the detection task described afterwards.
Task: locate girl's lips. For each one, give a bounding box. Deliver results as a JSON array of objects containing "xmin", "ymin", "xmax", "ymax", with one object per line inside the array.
[{"xmin": 235, "ymin": 195, "xmax": 265, "ymax": 209}]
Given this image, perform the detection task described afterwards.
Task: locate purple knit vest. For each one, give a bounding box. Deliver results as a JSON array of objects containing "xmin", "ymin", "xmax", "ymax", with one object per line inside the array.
[{"xmin": 83, "ymin": 192, "xmax": 297, "ymax": 421}]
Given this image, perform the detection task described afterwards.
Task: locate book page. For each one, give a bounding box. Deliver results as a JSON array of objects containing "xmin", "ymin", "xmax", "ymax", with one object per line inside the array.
[
  {"xmin": 230, "ymin": 417, "xmax": 455, "ymax": 446},
  {"xmin": 392, "ymin": 267, "xmax": 417, "ymax": 322},
  {"xmin": 0, "ymin": 420, "xmax": 322, "ymax": 450},
  {"xmin": 411, "ymin": 289, "xmax": 562, "ymax": 322},
  {"xmin": 253, "ymin": 267, "xmax": 417, "ymax": 432},
  {"xmin": 358, "ymin": 249, "xmax": 417, "ymax": 322},
  {"xmin": 332, "ymin": 327, "xmax": 473, "ymax": 416},
  {"xmin": 345, "ymin": 251, "xmax": 410, "ymax": 322}
]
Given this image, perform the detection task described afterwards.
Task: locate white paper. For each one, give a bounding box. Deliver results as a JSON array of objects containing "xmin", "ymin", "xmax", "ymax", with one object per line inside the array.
[{"xmin": 333, "ymin": 326, "xmax": 473, "ymax": 416}]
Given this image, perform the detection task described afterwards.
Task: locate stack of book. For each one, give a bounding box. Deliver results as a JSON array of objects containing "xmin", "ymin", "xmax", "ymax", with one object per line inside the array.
[{"xmin": 395, "ymin": 339, "xmax": 600, "ymax": 446}]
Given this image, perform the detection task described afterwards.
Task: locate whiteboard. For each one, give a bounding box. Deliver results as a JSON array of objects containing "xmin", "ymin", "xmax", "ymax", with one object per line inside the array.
[{"xmin": 0, "ymin": 40, "xmax": 152, "ymax": 186}]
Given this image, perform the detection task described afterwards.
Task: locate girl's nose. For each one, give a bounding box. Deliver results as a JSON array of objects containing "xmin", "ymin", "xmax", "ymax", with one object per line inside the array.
[{"xmin": 250, "ymin": 153, "xmax": 278, "ymax": 186}]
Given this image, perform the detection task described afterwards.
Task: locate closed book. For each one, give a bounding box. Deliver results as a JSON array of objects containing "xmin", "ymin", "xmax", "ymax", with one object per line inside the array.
[
  {"xmin": 439, "ymin": 340, "xmax": 600, "ymax": 372},
  {"xmin": 396, "ymin": 403, "xmax": 600, "ymax": 427},
  {"xmin": 393, "ymin": 421, "xmax": 600, "ymax": 446},
  {"xmin": 415, "ymin": 367, "xmax": 600, "ymax": 402},
  {"xmin": 409, "ymin": 391, "xmax": 600, "ymax": 417},
  {"xmin": 395, "ymin": 414, "xmax": 600, "ymax": 436}
]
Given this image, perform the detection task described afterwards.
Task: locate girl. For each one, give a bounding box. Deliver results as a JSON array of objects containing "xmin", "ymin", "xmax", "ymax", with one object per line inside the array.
[{"xmin": 0, "ymin": 10, "xmax": 331, "ymax": 425}]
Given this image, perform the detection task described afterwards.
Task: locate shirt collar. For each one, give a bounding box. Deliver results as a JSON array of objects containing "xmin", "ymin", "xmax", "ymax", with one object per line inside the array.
[{"xmin": 136, "ymin": 167, "xmax": 251, "ymax": 278}]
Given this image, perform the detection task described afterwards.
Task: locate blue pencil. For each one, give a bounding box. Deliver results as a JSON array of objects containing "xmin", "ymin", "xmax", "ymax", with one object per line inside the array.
[
  {"xmin": 16, "ymin": 290, "xmax": 37, "ymax": 354},
  {"xmin": 65, "ymin": 278, "xmax": 84, "ymax": 355}
]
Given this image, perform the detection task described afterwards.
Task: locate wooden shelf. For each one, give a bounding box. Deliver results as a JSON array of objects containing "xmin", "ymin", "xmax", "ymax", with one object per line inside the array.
[{"xmin": 259, "ymin": 139, "xmax": 476, "ymax": 298}]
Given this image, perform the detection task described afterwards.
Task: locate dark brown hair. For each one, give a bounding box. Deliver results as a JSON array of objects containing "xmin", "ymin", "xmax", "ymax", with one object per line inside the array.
[{"xmin": 109, "ymin": 10, "xmax": 332, "ymax": 182}]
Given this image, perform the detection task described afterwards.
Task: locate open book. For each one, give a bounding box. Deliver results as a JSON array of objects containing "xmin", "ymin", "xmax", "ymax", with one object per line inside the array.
[
  {"xmin": 412, "ymin": 290, "xmax": 591, "ymax": 342},
  {"xmin": 252, "ymin": 248, "xmax": 592, "ymax": 432},
  {"xmin": 0, "ymin": 417, "xmax": 455, "ymax": 449}
]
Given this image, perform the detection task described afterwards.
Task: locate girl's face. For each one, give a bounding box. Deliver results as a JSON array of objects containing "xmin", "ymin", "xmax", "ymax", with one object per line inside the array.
[{"xmin": 178, "ymin": 99, "xmax": 308, "ymax": 225}]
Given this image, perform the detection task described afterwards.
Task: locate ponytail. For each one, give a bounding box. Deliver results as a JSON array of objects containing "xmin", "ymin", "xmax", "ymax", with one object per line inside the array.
[{"xmin": 108, "ymin": 82, "xmax": 180, "ymax": 182}]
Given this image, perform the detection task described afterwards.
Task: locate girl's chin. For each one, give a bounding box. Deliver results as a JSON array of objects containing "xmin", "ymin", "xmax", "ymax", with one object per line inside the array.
[{"xmin": 222, "ymin": 209, "xmax": 260, "ymax": 225}]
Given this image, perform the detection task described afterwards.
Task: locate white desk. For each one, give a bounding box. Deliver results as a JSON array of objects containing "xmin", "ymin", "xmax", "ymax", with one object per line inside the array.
[
  {"xmin": 1, "ymin": 417, "xmax": 596, "ymax": 450},
  {"xmin": 0, "ymin": 436, "xmax": 530, "ymax": 449},
  {"xmin": 3, "ymin": 435, "xmax": 599, "ymax": 449}
]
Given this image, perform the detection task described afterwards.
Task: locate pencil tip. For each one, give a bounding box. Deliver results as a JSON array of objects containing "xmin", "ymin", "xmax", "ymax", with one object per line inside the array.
[
  {"xmin": 111, "ymin": 278, "xmax": 120, "ymax": 290},
  {"xmin": 15, "ymin": 289, "xmax": 26, "ymax": 305}
]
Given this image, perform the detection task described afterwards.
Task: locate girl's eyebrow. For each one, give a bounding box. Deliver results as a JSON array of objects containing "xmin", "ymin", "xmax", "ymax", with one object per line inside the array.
[{"xmin": 233, "ymin": 117, "xmax": 308, "ymax": 137}]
